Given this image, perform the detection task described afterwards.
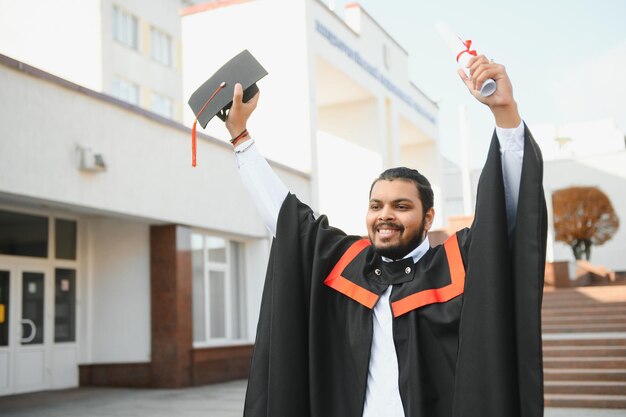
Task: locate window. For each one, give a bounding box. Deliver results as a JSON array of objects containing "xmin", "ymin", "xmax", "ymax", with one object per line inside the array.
[
  {"xmin": 151, "ymin": 27, "xmax": 172, "ymax": 66},
  {"xmin": 151, "ymin": 92, "xmax": 173, "ymax": 119},
  {"xmin": 55, "ymin": 269, "xmax": 76, "ymax": 343},
  {"xmin": 112, "ymin": 6, "xmax": 138, "ymax": 50},
  {"xmin": 22, "ymin": 272, "xmax": 44, "ymax": 345},
  {"xmin": 0, "ymin": 209, "xmax": 48, "ymax": 258},
  {"xmin": 55, "ymin": 219, "xmax": 77, "ymax": 260},
  {"xmin": 112, "ymin": 78, "xmax": 139, "ymax": 105},
  {"xmin": 192, "ymin": 234, "xmax": 246, "ymax": 345}
]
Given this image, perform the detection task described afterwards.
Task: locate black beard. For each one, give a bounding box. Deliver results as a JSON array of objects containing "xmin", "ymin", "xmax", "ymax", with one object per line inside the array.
[{"xmin": 374, "ymin": 221, "xmax": 426, "ymax": 260}]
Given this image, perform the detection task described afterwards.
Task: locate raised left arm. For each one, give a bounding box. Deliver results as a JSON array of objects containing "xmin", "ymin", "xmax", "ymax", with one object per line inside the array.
[{"xmin": 458, "ymin": 55, "xmax": 524, "ymax": 237}]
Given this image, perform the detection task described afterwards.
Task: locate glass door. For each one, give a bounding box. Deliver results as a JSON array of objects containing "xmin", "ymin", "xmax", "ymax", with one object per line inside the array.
[
  {"xmin": 0, "ymin": 269, "xmax": 10, "ymax": 395},
  {"xmin": 21, "ymin": 272, "xmax": 45, "ymax": 345},
  {"xmin": 13, "ymin": 267, "xmax": 52, "ymax": 394}
]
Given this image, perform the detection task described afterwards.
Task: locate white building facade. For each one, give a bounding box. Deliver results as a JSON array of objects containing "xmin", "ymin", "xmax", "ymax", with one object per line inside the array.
[{"xmin": 0, "ymin": 0, "xmax": 186, "ymax": 121}]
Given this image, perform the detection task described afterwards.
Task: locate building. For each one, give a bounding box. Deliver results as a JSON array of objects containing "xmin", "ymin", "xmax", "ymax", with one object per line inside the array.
[
  {"xmin": 532, "ymin": 118, "xmax": 625, "ymax": 162},
  {"xmin": 0, "ymin": 0, "xmax": 440, "ymax": 396},
  {"xmin": 0, "ymin": 0, "xmax": 187, "ymax": 121},
  {"xmin": 534, "ymin": 119, "xmax": 626, "ymax": 272},
  {"xmin": 441, "ymin": 157, "xmax": 480, "ymax": 218},
  {"xmin": 543, "ymin": 150, "xmax": 626, "ymax": 272}
]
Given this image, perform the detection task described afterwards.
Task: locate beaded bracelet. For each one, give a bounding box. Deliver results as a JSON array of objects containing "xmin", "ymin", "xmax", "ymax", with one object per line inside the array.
[{"xmin": 230, "ymin": 129, "xmax": 249, "ymax": 146}]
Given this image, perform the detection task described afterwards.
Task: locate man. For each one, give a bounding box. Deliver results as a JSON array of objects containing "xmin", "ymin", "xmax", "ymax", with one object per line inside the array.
[{"xmin": 225, "ymin": 56, "xmax": 547, "ymax": 417}]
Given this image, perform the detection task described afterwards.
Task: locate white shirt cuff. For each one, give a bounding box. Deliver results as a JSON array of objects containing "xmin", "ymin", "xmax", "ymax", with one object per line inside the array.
[{"xmin": 495, "ymin": 120, "xmax": 524, "ymax": 152}]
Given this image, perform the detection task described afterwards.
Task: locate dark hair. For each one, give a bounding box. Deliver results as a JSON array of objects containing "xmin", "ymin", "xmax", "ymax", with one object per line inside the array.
[{"xmin": 369, "ymin": 167, "xmax": 434, "ymax": 212}]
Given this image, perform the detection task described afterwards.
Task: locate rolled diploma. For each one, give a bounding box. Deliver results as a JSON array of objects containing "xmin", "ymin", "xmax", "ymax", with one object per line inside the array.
[{"xmin": 435, "ymin": 22, "xmax": 496, "ymax": 97}]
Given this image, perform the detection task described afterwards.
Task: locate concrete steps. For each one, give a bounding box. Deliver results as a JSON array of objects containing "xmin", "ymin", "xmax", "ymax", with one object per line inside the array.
[
  {"xmin": 542, "ymin": 315, "xmax": 626, "ymax": 325},
  {"xmin": 544, "ymin": 394, "xmax": 626, "ymax": 409},
  {"xmin": 544, "ymin": 338, "xmax": 626, "ymax": 347},
  {"xmin": 543, "ymin": 301, "xmax": 626, "ymax": 309},
  {"xmin": 544, "ymin": 369, "xmax": 626, "ymax": 382},
  {"xmin": 541, "ymin": 285, "xmax": 626, "ymax": 409},
  {"xmin": 544, "ymin": 357, "xmax": 626, "ymax": 369},
  {"xmin": 544, "ymin": 381, "xmax": 626, "ymax": 395},
  {"xmin": 543, "ymin": 323, "xmax": 626, "ymax": 333},
  {"xmin": 543, "ymin": 306, "xmax": 626, "ymax": 317},
  {"xmin": 543, "ymin": 346, "xmax": 626, "ymax": 357}
]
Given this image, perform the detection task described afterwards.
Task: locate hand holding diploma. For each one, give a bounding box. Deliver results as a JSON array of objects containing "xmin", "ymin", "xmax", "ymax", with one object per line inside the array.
[
  {"xmin": 435, "ymin": 22, "xmax": 521, "ymax": 128},
  {"xmin": 459, "ymin": 55, "xmax": 522, "ymax": 128},
  {"xmin": 436, "ymin": 22, "xmax": 496, "ymax": 97}
]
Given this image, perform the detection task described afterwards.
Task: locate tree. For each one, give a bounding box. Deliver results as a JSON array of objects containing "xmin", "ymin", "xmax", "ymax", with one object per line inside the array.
[{"xmin": 552, "ymin": 187, "xmax": 620, "ymax": 260}]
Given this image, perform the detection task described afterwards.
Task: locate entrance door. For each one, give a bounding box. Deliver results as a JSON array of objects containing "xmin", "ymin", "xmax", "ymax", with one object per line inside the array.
[
  {"xmin": 0, "ymin": 268, "xmax": 11, "ymax": 395},
  {"xmin": 0, "ymin": 265, "xmax": 52, "ymax": 395},
  {"xmin": 15, "ymin": 268, "xmax": 51, "ymax": 394}
]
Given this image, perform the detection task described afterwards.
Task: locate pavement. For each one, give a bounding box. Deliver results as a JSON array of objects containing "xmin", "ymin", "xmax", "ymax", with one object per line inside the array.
[{"xmin": 1, "ymin": 379, "xmax": 625, "ymax": 417}]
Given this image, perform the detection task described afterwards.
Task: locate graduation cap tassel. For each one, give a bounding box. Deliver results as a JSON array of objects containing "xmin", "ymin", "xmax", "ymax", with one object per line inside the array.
[
  {"xmin": 192, "ymin": 122, "xmax": 198, "ymax": 167},
  {"xmin": 191, "ymin": 81, "xmax": 227, "ymax": 167}
]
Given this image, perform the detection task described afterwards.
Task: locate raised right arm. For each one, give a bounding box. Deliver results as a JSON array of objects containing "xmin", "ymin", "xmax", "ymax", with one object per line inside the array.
[{"xmin": 226, "ymin": 83, "xmax": 288, "ymax": 237}]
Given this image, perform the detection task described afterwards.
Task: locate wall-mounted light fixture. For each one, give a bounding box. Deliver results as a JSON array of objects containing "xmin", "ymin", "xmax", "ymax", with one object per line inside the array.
[{"xmin": 76, "ymin": 145, "xmax": 107, "ymax": 172}]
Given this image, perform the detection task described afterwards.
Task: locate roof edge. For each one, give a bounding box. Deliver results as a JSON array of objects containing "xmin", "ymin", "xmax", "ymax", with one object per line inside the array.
[
  {"xmin": 180, "ymin": 0, "xmax": 254, "ymax": 17},
  {"xmin": 0, "ymin": 53, "xmax": 309, "ymax": 180}
]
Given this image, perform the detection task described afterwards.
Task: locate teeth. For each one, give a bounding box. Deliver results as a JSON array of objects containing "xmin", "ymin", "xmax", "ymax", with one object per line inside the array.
[{"xmin": 378, "ymin": 229, "xmax": 397, "ymax": 236}]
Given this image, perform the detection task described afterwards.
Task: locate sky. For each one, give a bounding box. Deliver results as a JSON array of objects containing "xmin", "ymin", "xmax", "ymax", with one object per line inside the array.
[{"xmin": 332, "ymin": 0, "xmax": 626, "ymax": 168}]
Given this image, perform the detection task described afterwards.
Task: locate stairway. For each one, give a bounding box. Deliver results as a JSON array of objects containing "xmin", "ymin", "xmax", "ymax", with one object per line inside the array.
[{"xmin": 542, "ymin": 285, "xmax": 626, "ymax": 409}]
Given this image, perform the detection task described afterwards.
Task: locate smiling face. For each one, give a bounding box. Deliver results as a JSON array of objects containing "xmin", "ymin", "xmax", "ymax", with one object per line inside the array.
[{"xmin": 366, "ymin": 179, "xmax": 435, "ymax": 260}]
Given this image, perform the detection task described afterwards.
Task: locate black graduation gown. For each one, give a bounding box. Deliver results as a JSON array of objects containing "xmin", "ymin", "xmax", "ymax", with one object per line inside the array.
[{"xmin": 243, "ymin": 125, "xmax": 547, "ymax": 417}]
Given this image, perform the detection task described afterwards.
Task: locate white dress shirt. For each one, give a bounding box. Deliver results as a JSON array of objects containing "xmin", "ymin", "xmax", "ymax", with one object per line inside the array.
[{"xmin": 234, "ymin": 121, "xmax": 525, "ymax": 417}]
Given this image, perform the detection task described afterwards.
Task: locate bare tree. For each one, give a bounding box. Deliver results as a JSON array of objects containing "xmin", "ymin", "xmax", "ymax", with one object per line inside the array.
[{"xmin": 552, "ymin": 187, "xmax": 620, "ymax": 260}]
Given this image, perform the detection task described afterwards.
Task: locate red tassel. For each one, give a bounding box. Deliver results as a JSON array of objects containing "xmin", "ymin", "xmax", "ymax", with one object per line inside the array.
[{"xmin": 192, "ymin": 120, "xmax": 198, "ymax": 167}]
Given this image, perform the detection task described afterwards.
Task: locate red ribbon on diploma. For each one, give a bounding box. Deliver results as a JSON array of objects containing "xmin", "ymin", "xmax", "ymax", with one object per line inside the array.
[{"xmin": 456, "ymin": 39, "xmax": 477, "ymax": 63}]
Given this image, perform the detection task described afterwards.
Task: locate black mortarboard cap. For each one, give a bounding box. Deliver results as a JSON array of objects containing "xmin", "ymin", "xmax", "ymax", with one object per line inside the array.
[{"xmin": 188, "ymin": 49, "xmax": 268, "ymax": 128}]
